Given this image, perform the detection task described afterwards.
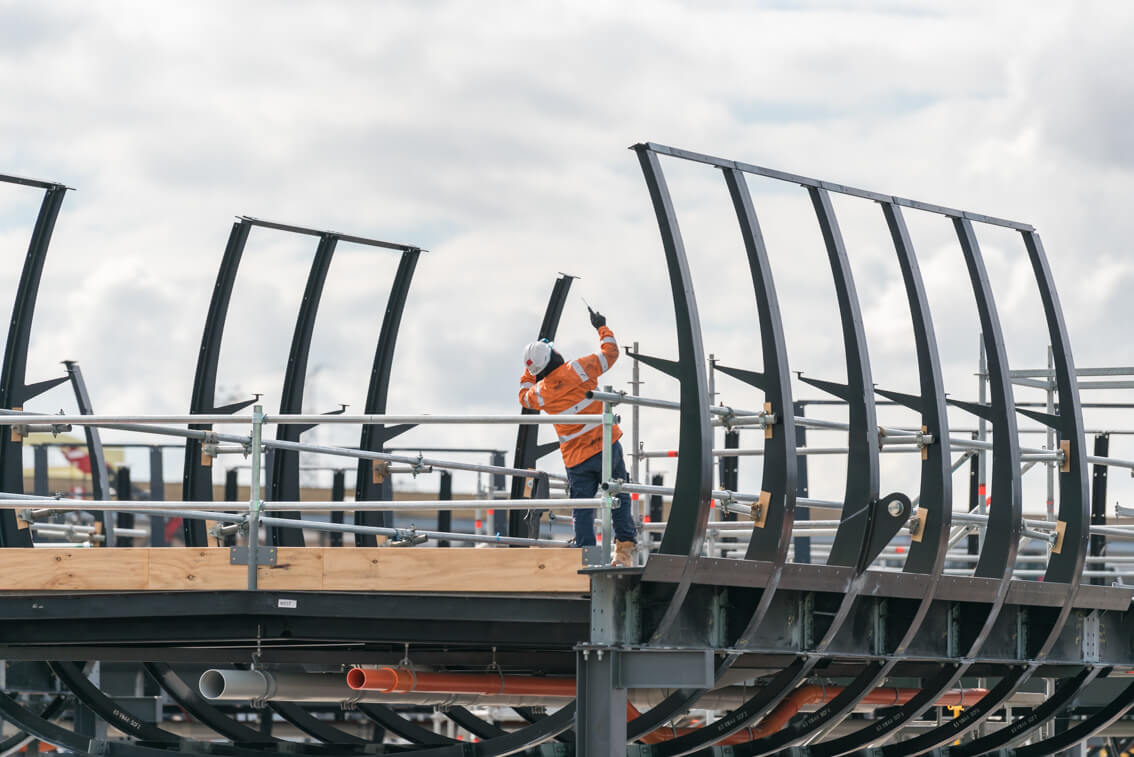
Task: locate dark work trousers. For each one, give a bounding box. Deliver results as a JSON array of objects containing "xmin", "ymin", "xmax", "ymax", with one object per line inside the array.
[{"xmin": 567, "ymin": 440, "xmax": 636, "ymax": 546}]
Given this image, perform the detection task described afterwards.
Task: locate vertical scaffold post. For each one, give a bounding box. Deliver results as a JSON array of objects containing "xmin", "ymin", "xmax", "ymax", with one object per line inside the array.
[
  {"xmin": 247, "ymin": 405, "xmax": 264, "ymax": 591},
  {"xmin": 601, "ymin": 385, "xmax": 614, "ymax": 565},
  {"xmin": 630, "ymin": 340, "xmax": 641, "ymax": 483}
]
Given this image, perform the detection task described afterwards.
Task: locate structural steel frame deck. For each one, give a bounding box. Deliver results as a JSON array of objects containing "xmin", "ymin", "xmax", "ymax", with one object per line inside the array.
[{"xmin": 1, "ymin": 145, "xmax": 1133, "ymax": 756}]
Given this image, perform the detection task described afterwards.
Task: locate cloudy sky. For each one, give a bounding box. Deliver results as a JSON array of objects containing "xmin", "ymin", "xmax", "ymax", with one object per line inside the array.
[{"xmin": 1, "ymin": 0, "xmax": 1133, "ymax": 514}]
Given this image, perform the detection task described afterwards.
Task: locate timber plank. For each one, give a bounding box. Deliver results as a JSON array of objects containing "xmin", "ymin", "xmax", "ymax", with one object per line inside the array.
[
  {"xmin": 148, "ymin": 548, "xmax": 243, "ymax": 590},
  {"xmin": 0, "ymin": 549, "xmax": 149, "ymax": 591},
  {"xmin": 259, "ymin": 547, "xmax": 324, "ymax": 590},
  {"xmin": 0, "ymin": 547, "xmax": 587, "ymax": 593},
  {"xmin": 322, "ymin": 548, "xmax": 587, "ymax": 593}
]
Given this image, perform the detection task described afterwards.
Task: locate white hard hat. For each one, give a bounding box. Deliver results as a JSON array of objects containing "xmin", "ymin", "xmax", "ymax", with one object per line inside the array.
[{"xmin": 523, "ymin": 339, "xmax": 553, "ymax": 374}]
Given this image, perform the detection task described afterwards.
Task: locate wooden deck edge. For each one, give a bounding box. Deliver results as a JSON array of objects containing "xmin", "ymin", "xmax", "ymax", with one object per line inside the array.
[{"xmin": 0, "ymin": 547, "xmax": 589, "ymax": 594}]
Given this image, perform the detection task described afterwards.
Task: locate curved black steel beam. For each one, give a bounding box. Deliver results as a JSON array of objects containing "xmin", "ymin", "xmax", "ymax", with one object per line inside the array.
[
  {"xmin": 686, "ymin": 188, "xmax": 899, "ymax": 755},
  {"xmin": 0, "ymin": 182, "xmax": 70, "ymax": 547},
  {"xmin": 1022, "ymin": 231, "xmax": 1090, "ymax": 587},
  {"xmin": 870, "ymin": 219, "xmax": 1032, "ymax": 757},
  {"xmin": 631, "ymin": 144, "xmax": 714, "ymax": 645},
  {"xmin": 268, "ymin": 234, "xmax": 338, "ymax": 547},
  {"xmin": 514, "ymin": 706, "xmax": 575, "ymax": 743},
  {"xmin": 0, "ymin": 694, "xmax": 67, "ymax": 757},
  {"xmin": 795, "ymin": 200, "xmax": 958, "ymax": 757},
  {"xmin": 506, "ymin": 273, "xmax": 574, "ymax": 539},
  {"xmin": 624, "ymin": 166, "xmax": 804, "ymax": 749},
  {"xmin": 407, "ymin": 704, "xmax": 574, "ymax": 756},
  {"xmin": 718, "ymin": 168, "xmax": 797, "ymax": 566},
  {"xmin": 48, "ymin": 661, "xmax": 181, "ymax": 743},
  {"xmin": 944, "ymin": 667, "xmax": 1099, "ymax": 756},
  {"xmin": 268, "ymin": 702, "xmax": 367, "ymax": 745},
  {"xmin": 443, "ymin": 706, "xmax": 507, "ymax": 739},
  {"xmin": 1009, "ymin": 677, "xmax": 1134, "ymax": 757},
  {"xmin": 804, "ymin": 187, "xmax": 882, "ymax": 571},
  {"xmin": 353, "ymin": 248, "xmax": 420, "ymax": 544},
  {"xmin": 0, "ymin": 688, "xmax": 89, "ymax": 753},
  {"xmin": 356, "ymin": 703, "xmax": 456, "ymax": 747},
  {"xmin": 64, "ymin": 361, "xmax": 113, "ymax": 542},
  {"xmin": 182, "ymin": 220, "xmax": 255, "ymax": 546},
  {"xmin": 905, "ymin": 227, "xmax": 1097, "ymax": 757},
  {"xmin": 953, "ymin": 219, "xmax": 1023, "ymax": 584}
]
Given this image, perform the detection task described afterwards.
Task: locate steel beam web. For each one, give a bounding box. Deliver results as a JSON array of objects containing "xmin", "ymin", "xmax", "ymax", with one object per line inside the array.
[
  {"xmin": 631, "ymin": 144, "xmax": 714, "ymax": 644},
  {"xmin": 0, "ymin": 184, "xmax": 69, "ymax": 547},
  {"xmin": 268, "ymin": 234, "xmax": 338, "ymax": 547},
  {"xmin": 182, "ymin": 220, "xmax": 253, "ymax": 546},
  {"xmin": 354, "ymin": 248, "xmax": 420, "ymax": 543},
  {"xmin": 64, "ymin": 361, "xmax": 114, "ymax": 543}
]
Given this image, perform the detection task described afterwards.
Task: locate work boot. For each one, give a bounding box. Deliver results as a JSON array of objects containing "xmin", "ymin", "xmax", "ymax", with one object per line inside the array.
[{"xmin": 612, "ymin": 540, "xmax": 636, "ymax": 568}]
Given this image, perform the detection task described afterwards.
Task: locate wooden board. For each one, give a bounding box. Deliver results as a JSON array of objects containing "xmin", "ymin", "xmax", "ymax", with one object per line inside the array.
[
  {"xmin": 0, "ymin": 547, "xmax": 588, "ymax": 594},
  {"xmin": 323, "ymin": 548, "xmax": 588, "ymax": 593}
]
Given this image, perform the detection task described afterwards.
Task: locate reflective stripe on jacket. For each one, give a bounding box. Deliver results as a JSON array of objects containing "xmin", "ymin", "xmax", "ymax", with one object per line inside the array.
[{"xmin": 517, "ymin": 325, "xmax": 622, "ymax": 468}]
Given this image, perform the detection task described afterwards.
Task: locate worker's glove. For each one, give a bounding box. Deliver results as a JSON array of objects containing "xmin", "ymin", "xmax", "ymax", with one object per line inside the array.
[{"xmin": 588, "ymin": 307, "xmax": 606, "ymax": 329}]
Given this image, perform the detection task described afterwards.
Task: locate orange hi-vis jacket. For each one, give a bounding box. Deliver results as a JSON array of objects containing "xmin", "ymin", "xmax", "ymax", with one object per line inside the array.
[{"xmin": 518, "ymin": 325, "xmax": 622, "ymax": 468}]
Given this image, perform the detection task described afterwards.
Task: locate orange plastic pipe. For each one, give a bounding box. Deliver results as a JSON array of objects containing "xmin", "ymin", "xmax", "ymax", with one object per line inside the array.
[
  {"xmin": 632, "ymin": 685, "xmax": 988, "ymax": 745},
  {"xmin": 346, "ymin": 667, "xmax": 576, "ymax": 697}
]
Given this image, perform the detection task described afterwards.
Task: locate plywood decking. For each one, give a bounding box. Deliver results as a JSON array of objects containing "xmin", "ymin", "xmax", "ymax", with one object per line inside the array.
[{"xmin": 0, "ymin": 547, "xmax": 589, "ymax": 594}]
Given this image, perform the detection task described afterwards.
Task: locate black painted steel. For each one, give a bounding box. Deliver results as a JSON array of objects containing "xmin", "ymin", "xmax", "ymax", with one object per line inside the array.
[
  {"xmin": 631, "ymin": 144, "xmax": 714, "ymax": 644},
  {"xmin": 0, "ymin": 183, "xmax": 69, "ymax": 547},
  {"xmin": 945, "ymin": 668, "xmax": 1099, "ymax": 755},
  {"xmin": 444, "ymin": 706, "xmax": 507, "ymax": 739},
  {"xmin": 268, "ymin": 702, "xmax": 367, "ymax": 745},
  {"xmin": 1010, "ymin": 678, "xmax": 1134, "ymax": 757},
  {"xmin": 718, "ymin": 167, "xmax": 797, "ymax": 566},
  {"xmin": 0, "ymin": 688, "xmax": 89, "ymax": 753},
  {"xmin": 1022, "ymin": 231, "xmax": 1089, "ymax": 587},
  {"xmin": 1091, "ymin": 433, "xmax": 1109, "ymax": 584},
  {"xmin": 47, "ymin": 661, "xmax": 180, "ymax": 743},
  {"xmin": 356, "ymin": 703, "xmax": 456, "ymax": 746},
  {"xmin": 796, "ymin": 201, "xmax": 956, "ymax": 757},
  {"xmin": 64, "ymin": 360, "xmax": 113, "ymax": 541},
  {"xmin": 182, "ymin": 220, "xmax": 254, "ymax": 546},
  {"xmin": 268, "ymin": 234, "xmax": 338, "ymax": 547},
  {"xmin": 508, "ymin": 273, "xmax": 574, "ymax": 539},
  {"xmin": 804, "ymin": 187, "xmax": 881, "ymax": 571},
  {"xmin": 354, "ymin": 249, "xmax": 420, "ymax": 543}
]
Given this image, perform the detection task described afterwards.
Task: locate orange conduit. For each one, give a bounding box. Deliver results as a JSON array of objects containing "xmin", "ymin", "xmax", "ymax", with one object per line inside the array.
[
  {"xmin": 631, "ymin": 685, "xmax": 988, "ymax": 746},
  {"xmin": 346, "ymin": 667, "xmax": 576, "ymax": 697}
]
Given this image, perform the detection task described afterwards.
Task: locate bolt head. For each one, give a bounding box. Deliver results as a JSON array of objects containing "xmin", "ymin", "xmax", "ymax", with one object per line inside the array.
[{"xmin": 887, "ymin": 499, "xmax": 905, "ymax": 518}]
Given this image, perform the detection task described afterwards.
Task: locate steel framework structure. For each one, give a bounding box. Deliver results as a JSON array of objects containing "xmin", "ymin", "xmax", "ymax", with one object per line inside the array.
[{"xmin": 0, "ymin": 145, "xmax": 1132, "ymax": 756}]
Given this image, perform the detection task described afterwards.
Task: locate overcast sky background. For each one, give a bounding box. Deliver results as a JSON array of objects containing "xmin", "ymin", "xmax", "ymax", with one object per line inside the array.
[{"xmin": 1, "ymin": 0, "xmax": 1133, "ymax": 516}]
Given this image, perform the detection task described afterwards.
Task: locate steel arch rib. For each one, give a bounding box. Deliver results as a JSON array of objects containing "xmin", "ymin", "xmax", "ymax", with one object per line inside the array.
[
  {"xmin": 709, "ymin": 186, "xmax": 892, "ymax": 756},
  {"xmin": 0, "ymin": 182, "xmax": 69, "ymax": 547},
  {"xmin": 1008, "ymin": 677, "xmax": 1134, "ymax": 757},
  {"xmin": 143, "ymin": 662, "xmax": 281, "ymax": 744},
  {"xmin": 794, "ymin": 201, "xmax": 955, "ymax": 756},
  {"xmin": 356, "ymin": 703, "xmax": 456, "ymax": 746},
  {"xmin": 64, "ymin": 360, "xmax": 115, "ymax": 543},
  {"xmin": 267, "ymin": 234, "xmax": 338, "ymax": 547},
  {"xmin": 944, "ymin": 667, "xmax": 1100, "ymax": 756},
  {"xmin": 506, "ymin": 273, "xmax": 574, "ymax": 539},
  {"xmin": 626, "ymin": 165, "xmax": 805, "ymax": 751},
  {"xmin": 919, "ymin": 228, "xmax": 1096, "ymax": 754},
  {"xmin": 631, "ymin": 144, "xmax": 714, "ymax": 644},
  {"xmin": 182, "ymin": 220, "xmax": 254, "ymax": 546},
  {"xmin": 47, "ymin": 661, "xmax": 181, "ymax": 743},
  {"xmin": 876, "ymin": 218, "xmax": 1029, "ymax": 756},
  {"xmin": 353, "ymin": 248, "xmax": 420, "ymax": 542}
]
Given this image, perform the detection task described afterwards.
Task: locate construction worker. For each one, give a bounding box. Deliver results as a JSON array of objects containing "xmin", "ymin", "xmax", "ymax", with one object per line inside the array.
[{"xmin": 518, "ymin": 307, "xmax": 637, "ymax": 566}]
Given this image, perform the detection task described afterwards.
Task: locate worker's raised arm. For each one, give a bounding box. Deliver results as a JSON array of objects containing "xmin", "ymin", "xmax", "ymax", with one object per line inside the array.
[{"xmin": 575, "ymin": 312, "xmax": 619, "ymax": 381}]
